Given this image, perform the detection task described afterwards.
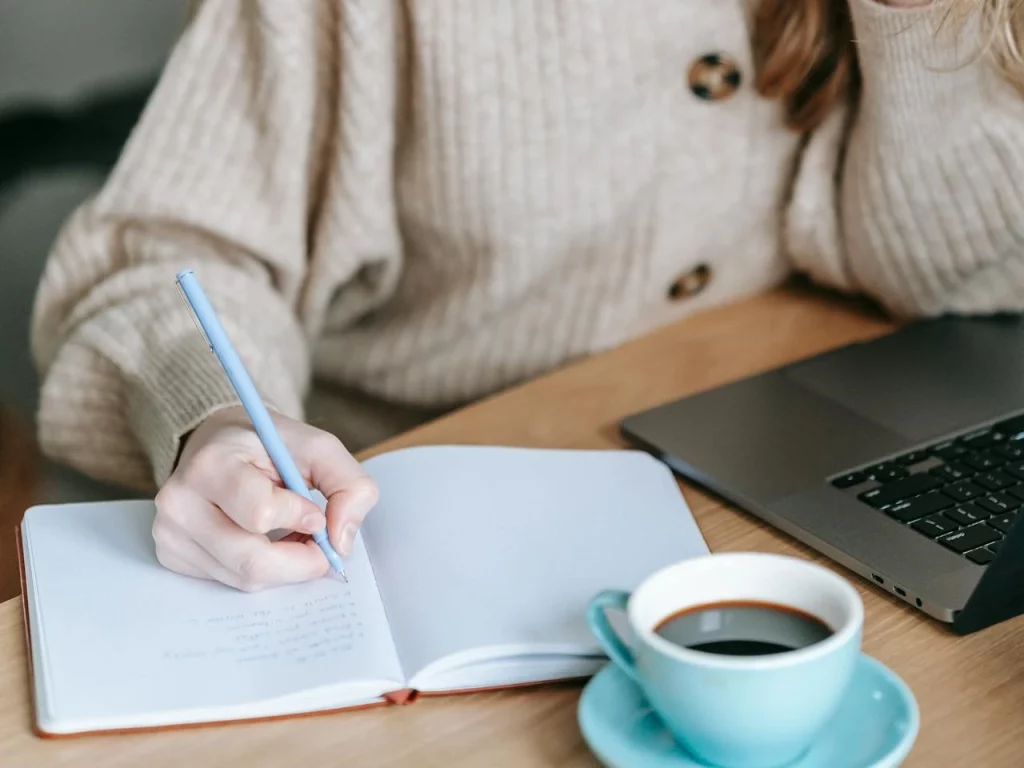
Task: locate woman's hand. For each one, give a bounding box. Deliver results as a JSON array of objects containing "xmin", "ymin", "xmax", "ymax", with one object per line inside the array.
[{"xmin": 153, "ymin": 406, "xmax": 378, "ymax": 591}]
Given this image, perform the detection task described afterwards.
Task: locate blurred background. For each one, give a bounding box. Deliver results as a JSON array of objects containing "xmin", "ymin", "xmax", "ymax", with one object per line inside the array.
[{"xmin": 0, "ymin": 0, "xmax": 186, "ymax": 532}]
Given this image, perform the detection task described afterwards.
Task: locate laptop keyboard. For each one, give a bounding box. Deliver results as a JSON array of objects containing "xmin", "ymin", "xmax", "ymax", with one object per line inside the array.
[{"xmin": 831, "ymin": 413, "xmax": 1024, "ymax": 566}]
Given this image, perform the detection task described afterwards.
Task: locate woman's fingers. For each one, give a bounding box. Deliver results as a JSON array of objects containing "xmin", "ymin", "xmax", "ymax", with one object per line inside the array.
[
  {"xmin": 155, "ymin": 481, "xmax": 329, "ymax": 590},
  {"xmin": 187, "ymin": 503, "xmax": 329, "ymax": 587},
  {"xmin": 324, "ymin": 484, "xmax": 377, "ymax": 555},
  {"xmin": 291, "ymin": 430, "xmax": 379, "ymax": 555},
  {"xmin": 156, "ymin": 542, "xmax": 248, "ymax": 589},
  {"xmin": 186, "ymin": 447, "xmax": 326, "ymax": 536},
  {"xmin": 154, "ymin": 490, "xmax": 250, "ymax": 588},
  {"xmin": 152, "ymin": 551, "xmax": 207, "ymax": 580}
]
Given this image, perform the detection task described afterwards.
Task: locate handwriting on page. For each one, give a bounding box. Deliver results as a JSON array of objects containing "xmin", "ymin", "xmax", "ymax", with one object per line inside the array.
[{"xmin": 163, "ymin": 589, "xmax": 366, "ymax": 665}]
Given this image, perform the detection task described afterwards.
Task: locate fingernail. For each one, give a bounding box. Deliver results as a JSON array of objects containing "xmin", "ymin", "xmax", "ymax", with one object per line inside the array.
[
  {"xmin": 301, "ymin": 513, "xmax": 325, "ymax": 534},
  {"xmin": 339, "ymin": 523, "xmax": 359, "ymax": 556}
]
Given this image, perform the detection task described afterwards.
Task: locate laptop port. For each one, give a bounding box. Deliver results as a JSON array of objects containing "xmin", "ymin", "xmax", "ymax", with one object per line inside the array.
[
  {"xmin": 872, "ymin": 574, "xmax": 884, "ymax": 584},
  {"xmin": 894, "ymin": 586, "xmax": 907, "ymax": 597}
]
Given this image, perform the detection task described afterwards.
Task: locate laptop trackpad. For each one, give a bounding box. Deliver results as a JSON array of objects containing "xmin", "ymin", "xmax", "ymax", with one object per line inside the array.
[{"xmin": 783, "ymin": 316, "xmax": 1024, "ymax": 442}]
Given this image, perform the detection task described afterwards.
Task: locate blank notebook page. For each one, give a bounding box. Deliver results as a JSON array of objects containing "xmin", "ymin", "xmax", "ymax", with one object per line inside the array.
[
  {"xmin": 21, "ymin": 501, "xmax": 403, "ymax": 732},
  {"xmin": 360, "ymin": 446, "xmax": 708, "ymax": 687}
]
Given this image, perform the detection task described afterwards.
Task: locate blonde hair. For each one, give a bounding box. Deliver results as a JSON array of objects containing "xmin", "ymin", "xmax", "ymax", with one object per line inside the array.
[{"xmin": 754, "ymin": 0, "xmax": 1024, "ymax": 132}]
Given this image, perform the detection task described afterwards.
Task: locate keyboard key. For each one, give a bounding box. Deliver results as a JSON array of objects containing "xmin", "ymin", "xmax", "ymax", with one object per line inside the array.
[
  {"xmin": 939, "ymin": 524, "xmax": 1000, "ymax": 553},
  {"xmin": 911, "ymin": 514, "xmax": 960, "ymax": 538},
  {"xmin": 931, "ymin": 441, "xmax": 967, "ymax": 460},
  {"xmin": 832, "ymin": 472, "xmax": 866, "ymax": 489},
  {"xmin": 993, "ymin": 490, "xmax": 1021, "ymax": 508},
  {"xmin": 989, "ymin": 512, "xmax": 1019, "ymax": 534},
  {"xmin": 967, "ymin": 548, "xmax": 996, "ymax": 565},
  {"xmin": 867, "ymin": 464, "xmax": 907, "ymax": 483},
  {"xmin": 896, "ymin": 451, "xmax": 931, "ymax": 466},
  {"xmin": 945, "ymin": 503, "xmax": 989, "ymax": 526},
  {"xmin": 870, "ymin": 469, "xmax": 905, "ymax": 483},
  {"xmin": 859, "ymin": 474, "xmax": 942, "ymax": 508},
  {"xmin": 960, "ymin": 428, "xmax": 1005, "ymax": 450},
  {"xmin": 1006, "ymin": 485, "xmax": 1024, "ymax": 504},
  {"xmin": 974, "ymin": 471, "xmax": 1016, "ymax": 491},
  {"xmin": 1004, "ymin": 462, "xmax": 1024, "ymax": 481},
  {"xmin": 976, "ymin": 492, "xmax": 1020, "ymax": 515},
  {"xmin": 994, "ymin": 414, "xmax": 1024, "ymax": 438},
  {"xmin": 944, "ymin": 482, "xmax": 985, "ymax": 502},
  {"xmin": 995, "ymin": 443, "xmax": 1024, "ymax": 461},
  {"xmin": 887, "ymin": 492, "xmax": 954, "ymax": 523},
  {"xmin": 962, "ymin": 452, "xmax": 1004, "ymax": 472},
  {"xmin": 931, "ymin": 463, "xmax": 974, "ymax": 483}
]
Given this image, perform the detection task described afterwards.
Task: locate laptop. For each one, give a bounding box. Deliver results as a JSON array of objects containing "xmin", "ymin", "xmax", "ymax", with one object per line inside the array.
[{"xmin": 620, "ymin": 313, "xmax": 1024, "ymax": 635}]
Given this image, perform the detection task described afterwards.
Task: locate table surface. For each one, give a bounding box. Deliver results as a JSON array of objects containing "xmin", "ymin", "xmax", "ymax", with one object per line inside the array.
[
  {"xmin": 3, "ymin": 285, "xmax": 1023, "ymax": 767},
  {"xmin": 0, "ymin": 405, "xmax": 38, "ymax": 603}
]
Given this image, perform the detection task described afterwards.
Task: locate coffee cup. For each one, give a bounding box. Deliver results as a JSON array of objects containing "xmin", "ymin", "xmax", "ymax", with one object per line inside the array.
[{"xmin": 587, "ymin": 552, "xmax": 863, "ymax": 768}]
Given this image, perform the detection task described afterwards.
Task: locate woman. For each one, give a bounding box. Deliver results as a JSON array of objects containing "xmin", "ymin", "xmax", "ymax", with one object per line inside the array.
[{"xmin": 30, "ymin": 0, "xmax": 1024, "ymax": 590}]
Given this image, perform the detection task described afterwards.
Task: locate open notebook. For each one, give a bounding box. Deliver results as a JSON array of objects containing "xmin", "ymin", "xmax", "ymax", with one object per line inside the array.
[{"xmin": 18, "ymin": 445, "xmax": 708, "ymax": 736}]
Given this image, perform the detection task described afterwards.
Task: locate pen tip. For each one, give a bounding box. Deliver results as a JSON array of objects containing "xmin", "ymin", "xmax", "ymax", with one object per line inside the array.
[{"xmin": 332, "ymin": 570, "xmax": 349, "ymax": 584}]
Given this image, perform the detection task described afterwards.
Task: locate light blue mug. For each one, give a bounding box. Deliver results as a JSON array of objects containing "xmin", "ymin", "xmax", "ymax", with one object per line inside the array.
[{"xmin": 587, "ymin": 552, "xmax": 863, "ymax": 768}]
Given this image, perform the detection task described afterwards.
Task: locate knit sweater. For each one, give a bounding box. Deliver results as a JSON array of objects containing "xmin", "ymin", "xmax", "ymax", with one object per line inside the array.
[{"xmin": 30, "ymin": 0, "xmax": 1024, "ymax": 491}]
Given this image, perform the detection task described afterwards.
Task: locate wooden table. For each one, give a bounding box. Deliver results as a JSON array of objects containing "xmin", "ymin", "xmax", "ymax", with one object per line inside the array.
[
  {"xmin": 0, "ymin": 405, "xmax": 38, "ymax": 603},
  {"xmin": 3, "ymin": 285, "xmax": 1023, "ymax": 766}
]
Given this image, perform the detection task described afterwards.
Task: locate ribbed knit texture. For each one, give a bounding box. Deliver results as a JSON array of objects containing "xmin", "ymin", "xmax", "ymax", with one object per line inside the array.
[{"xmin": 30, "ymin": 0, "xmax": 1024, "ymax": 490}]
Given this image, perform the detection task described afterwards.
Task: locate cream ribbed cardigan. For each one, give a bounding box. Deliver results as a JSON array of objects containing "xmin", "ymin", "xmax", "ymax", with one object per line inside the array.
[{"xmin": 30, "ymin": 0, "xmax": 1024, "ymax": 490}]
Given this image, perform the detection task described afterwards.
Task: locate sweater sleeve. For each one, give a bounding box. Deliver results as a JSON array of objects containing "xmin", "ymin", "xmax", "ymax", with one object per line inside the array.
[
  {"xmin": 785, "ymin": 0, "xmax": 1024, "ymax": 317},
  {"xmin": 31, "ymin": 1, "xmax": 342, "ymax": 489}
]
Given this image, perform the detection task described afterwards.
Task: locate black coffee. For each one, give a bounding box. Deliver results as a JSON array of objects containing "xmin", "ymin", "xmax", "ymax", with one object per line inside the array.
[{"xmin": 655, "ymin": 601, "xmax": 833, "ymax": 657}]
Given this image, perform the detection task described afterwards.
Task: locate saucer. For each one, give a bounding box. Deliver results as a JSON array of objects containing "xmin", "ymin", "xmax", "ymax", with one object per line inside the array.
[{"xmin": 578, "ymin": 654, "xmax": 919, "ymax": 768}]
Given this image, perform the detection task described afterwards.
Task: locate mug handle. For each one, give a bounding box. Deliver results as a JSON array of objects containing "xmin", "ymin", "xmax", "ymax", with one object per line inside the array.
[{"xmin": 587, "ymin": 590, "xmax": 639, "ymax": 683}]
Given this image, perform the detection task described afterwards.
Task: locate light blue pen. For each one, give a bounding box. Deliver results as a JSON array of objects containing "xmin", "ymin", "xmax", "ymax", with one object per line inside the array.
[{"xmin": 175, "ymin": 269, "xmax": 347, "ymax": 580}]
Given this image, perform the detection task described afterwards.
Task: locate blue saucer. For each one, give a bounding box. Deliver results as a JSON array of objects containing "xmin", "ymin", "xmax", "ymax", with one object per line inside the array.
[{"xmin": 578, "ymin": 654, "xmax": 918, "ymax": 768}]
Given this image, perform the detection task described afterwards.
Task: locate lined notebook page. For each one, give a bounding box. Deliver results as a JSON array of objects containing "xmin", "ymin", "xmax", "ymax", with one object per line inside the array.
[
  {"xmin": 360, "ymin": 447, "xmax": 708, "ymax": 687},
  {"xmin": 22, "ymin": 501, "xmax": 403, "ymax": 730}
]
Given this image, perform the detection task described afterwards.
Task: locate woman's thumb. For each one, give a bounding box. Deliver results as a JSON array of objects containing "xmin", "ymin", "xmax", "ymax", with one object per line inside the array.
[{"xmin": 325, "ymin": 479, "xmax": 379, "ymax": 556}]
